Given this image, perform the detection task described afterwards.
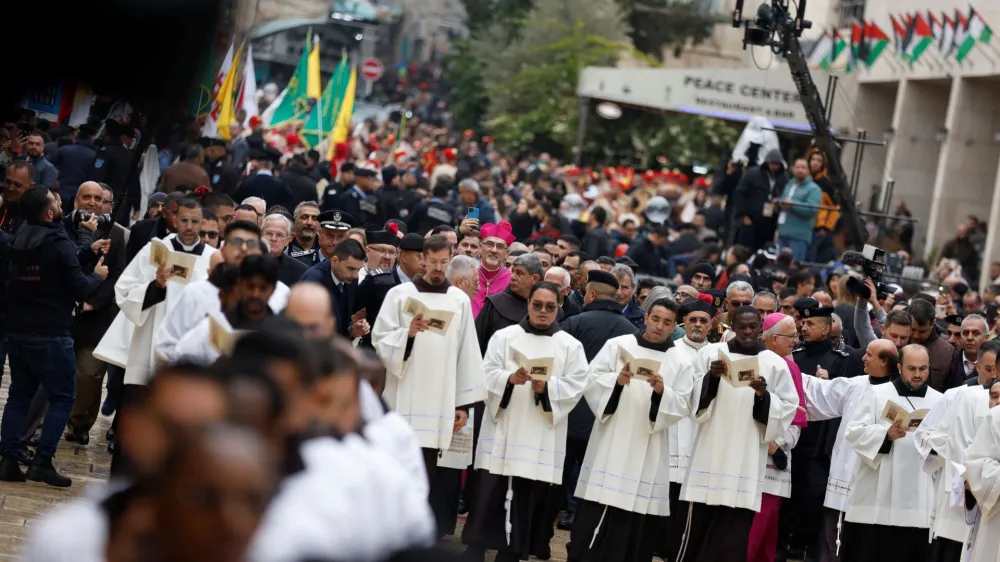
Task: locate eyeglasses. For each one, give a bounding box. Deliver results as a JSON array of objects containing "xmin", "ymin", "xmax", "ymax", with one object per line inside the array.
[
  {"xmin": 729, "ymin": 301, "xmax": 752, "ymax": 308},
  {"xmin": 482, "ymin": 241, "xmax": 508, "ymax": 251},
  {"xmin": 686, "ymin": 317, "xmax": 711, "ymax": 325},
  {"xmin": 531, "ymin": 301, "xmax": 558, "ymax": 313},
  {"xmin": 774, "ymin": 333, "xmax": 798, "ymax": 340},
  {"xmin": 369, "ymin": 246, "xmax": 397, "ymax": 256},
  {"xmin": 226, "ymin": 236, "xmax": 260, "ymax": 249},
  {"xmin": 200, "ymin": 231, "xmax": 219, "ymax": 239}
]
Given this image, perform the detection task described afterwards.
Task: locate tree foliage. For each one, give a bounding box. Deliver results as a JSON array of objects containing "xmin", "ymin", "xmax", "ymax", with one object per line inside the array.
[{"xmin": 620, "ymin": 0, "xmax": 717, "ymax": 60}]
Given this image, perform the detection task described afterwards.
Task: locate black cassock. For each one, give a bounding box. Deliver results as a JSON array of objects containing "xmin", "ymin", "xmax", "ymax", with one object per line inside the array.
[
  {"xmin": 461, "ymin": 471, "xmax": 552, "ymax": 561},
  {"xmin": 567, "ymin": 500, "xmax": 666, "ymax": 562},
  {"xmin": 679, "ymin": 503, "xmax": 756, "ymax": 562},
  {"xmin": 429, "ymin": 465, "xmax": 463, "ymax": 538},
  {"xmin": 839, "ymin": 521, "xmax": 931, "ymax": 562}
]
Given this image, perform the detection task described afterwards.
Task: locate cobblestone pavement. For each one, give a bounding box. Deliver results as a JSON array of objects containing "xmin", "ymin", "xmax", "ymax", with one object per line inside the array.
[
  {"xmin": 441, "ymin": 519, "xmax": 572, "ymax": 561},
  {"xmin": 0, "ymin": 375, "xmax": 113, "ymax": 559}
]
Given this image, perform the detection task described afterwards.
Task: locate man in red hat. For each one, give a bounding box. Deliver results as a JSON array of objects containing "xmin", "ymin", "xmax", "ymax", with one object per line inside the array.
[{"xmin": 471, "ymin": 221, "xmax": 516, "ymax": 318}]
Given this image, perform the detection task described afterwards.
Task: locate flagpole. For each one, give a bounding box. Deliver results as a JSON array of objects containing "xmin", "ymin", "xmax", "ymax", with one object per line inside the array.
[{"xmin": 316, "ymin": 35, "xmax": 323, "ymax": 150}]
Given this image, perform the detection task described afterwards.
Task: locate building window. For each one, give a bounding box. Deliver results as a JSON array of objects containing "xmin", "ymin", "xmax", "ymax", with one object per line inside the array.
[{"xmin": 837, "ymin": 0, "xmax": 866, "ymax": 28}]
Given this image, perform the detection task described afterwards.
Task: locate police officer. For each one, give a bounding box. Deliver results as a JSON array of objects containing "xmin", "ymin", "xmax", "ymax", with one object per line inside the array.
[
  {"xmin": 783, "ymin": 303, "xmax": 851, "ymax": 561},
  {"xmin": 315, "ymin": 209, "xmax": 356, "ymax": 263},
  {"xmin": 406, "ymin": 181, "xmax": 456, "ymax": 236},
  {"xmin": 353, "ymin": 232, "xmax": 426, "ymax": 349},
  {"xmin": 320, "ymin": 163, "xmax": 355, "ymax": 212},
  {"xmin": 705, "ymin": 290, "xmax": 729, "ymax": 344},
  {"xmin": 201, "ymin": 137, "xmax": 241, "ymax": 197},
  {"xmin": 233, "ymin": 147, "xmax": 295, "ymax": 212},
  {"xmin": 337, "ymin": 165, "xmax": 383, "ymax": 228}
]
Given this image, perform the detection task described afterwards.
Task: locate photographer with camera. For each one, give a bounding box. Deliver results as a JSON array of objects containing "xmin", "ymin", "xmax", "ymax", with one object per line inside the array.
[{"xmin": 0, "ymin": 185, "xmax": 107, "ymax": 488}]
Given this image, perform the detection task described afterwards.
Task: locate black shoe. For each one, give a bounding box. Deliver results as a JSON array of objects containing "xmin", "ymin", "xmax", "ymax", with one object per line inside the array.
[
  {"xmin": 11, "ymin": 447, "xmax": 34, "ymax": 466},
  {"xmin": 557, "ymin": 511, "xmax": 575, "ymax": 531},
  {"xmin": 457, "ymin": 496, "xmax": 468, "ymax": 515},
  {"xmin": 64, "ymin": 429, "xmax": 90, "ymax": 445},
  {"xmin": 0, "ymin": 454, "xmax": 26, "ymax": 482},
  {"xmin": 106, "ymin": 427, "xmax": 115, "ymax": 441},
  {"xmin": 533, "ymin": 544, "xmax": 552, "ymax": 560},
  {"xmin": 26, "ymin": 454, "xmax": 72, "ymax": 488},
  {"xmin": 107, "ymin": 437, "xmax": 115, "ymax": 455}
]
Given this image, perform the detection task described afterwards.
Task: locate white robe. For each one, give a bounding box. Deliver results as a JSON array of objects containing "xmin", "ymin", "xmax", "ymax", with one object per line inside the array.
[
  {"xmin": 373, "ymin": 283, "xmax": 485, "ymax": 450},
  {"xmin": 760, "ymin": 424, "xmax": 800, "ymax": 498},
  {"xmin": 248, "ymin": 435, "xmax": 436, "ymax": 562},
  {"xmin": 475, "ymin": 324, "xmax": 589, "ymax": 484},
  {"xmin": 801, "ymin": 374, "xmax": 878, "ymax": 512},
  {"xmin": 575, "ymin": 335, "xmax": 695, "ymax": 516},
  {"xmin": 913, "ymin": 385, "xmax": 985, "ymax": 543},
  {"xmin": 965, "ymin": 406, "xmax": 1000, "ymax": 562},
  {"xmin": 103, "ymin": 234, "xmax": 217, "ymax": 386},
  {"xmin": 680, "ymin": 342, "xmax": 799, "ymax": 511},
  {"xmin": 843, "ymin": 381, "xmax": 942, "ymax": 527},
  {"xmin": 667, "ymin": 339, "xmax": 703, "ymax": 484},
  {"xmin": 155, "ymin": 277, "xmax": 290, "ymax": 364}
]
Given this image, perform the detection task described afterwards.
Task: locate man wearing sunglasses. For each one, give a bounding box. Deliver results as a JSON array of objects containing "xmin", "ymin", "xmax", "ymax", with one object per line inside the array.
[{"xmin": 153, "ymin": 220, "xmax": 291, "ymax": 366}]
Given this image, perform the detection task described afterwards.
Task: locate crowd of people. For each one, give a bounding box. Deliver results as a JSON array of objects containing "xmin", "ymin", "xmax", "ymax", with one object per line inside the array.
[{"xmin": 1, "ymin": 78, "xmax": 1000, "ymax": 562}]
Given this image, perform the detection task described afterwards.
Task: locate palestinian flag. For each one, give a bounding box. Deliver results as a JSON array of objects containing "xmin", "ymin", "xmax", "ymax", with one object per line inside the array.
[
  {"xmin": 846, "ymin": 20, "xmax": 864, "ymax": 73},
  {"xmin": 955, "ymin": 10, "xmax": 970, "ymax": 61},
  {"xmin": 807, "ymin": 31, "xmax": 834, "ymax": 69},
  {"xmin": 957, "ymin": 8, "xmax": 994, "ymax": 63},
  {"xmin": 940, "ymin": 13, "xmax": 957, "ymax": 57},
  {"xmin": 832, "ymin": 28, "xmax": 847, "ymax": 63},
  {"xmin": 890, "ymin": 14, "xmax": 907, "ymax": 57},
  {"xmin": 903, "ymin": 13, "xmax": 934, "ymax": 65},
  {"xmin": 928, "ymin": 11, "xmax": 943, "ymax": 49},
  {"xmin": 865, "ymin": 20, "xmax": 891, "ymax": 66}
]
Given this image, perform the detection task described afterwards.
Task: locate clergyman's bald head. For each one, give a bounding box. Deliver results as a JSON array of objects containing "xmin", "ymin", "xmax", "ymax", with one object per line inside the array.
[{"xmin": 284, "ymin": 282, "xmax": 335, "ymax": 340}]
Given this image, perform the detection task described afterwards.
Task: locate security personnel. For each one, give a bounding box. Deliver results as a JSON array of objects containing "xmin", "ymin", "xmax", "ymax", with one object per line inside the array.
[
  {"xmin": 783, "ymin": 303, "xmax": 851, "ymax": 561},
  {"xmin": 90, "ymin": 120, "xmax": 134, "ymax": 220},
  {"xmin": 286, "ymin": 209, "xmax": 355, "ymax": 267},
  {"xmin": 202, "ymin": 137, "xmax": 241, "ymax": 197},
  {"xmin": 337, "ymin": 165, "xmax": 383, "ymax": 228},
  {"xmin": 406, "ymin": 181, "xmax": 456, "ymax": 236},
  {"xmin": 320, "ymin": 163, "xmax": 355, "ymax": 212},
  {"xmin": 704, "ymin": 290, "xmax": 729, "ymax": 344},
  {"xmin": 233, "ymin": 147, "xmax": 295, "ymax": 212},
  {"xmin": 353, "ymin": 232, "xmax": 424, "ymax": 349}
]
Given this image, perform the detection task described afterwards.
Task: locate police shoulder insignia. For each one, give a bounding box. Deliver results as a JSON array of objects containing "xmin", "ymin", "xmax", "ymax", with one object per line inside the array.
[{"xmin": 833, "ymin": 349, "xmax": 850, "ymax": 357}]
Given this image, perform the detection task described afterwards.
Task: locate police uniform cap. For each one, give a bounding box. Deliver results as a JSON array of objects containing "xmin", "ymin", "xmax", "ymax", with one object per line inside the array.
[
  {"xmin": 355, "ymin": 167, "xmax": 378, "ymax": 178},
  {"xmin": 800, "ymin": 305, "xmax": 835, "ymax": 319},
  {"xmin": 793, "ymin": 297, "xmax": 820, "ymax": 311},
  {"xmin": 944, "ymin": 314, "xmax": 964, "ymax": 327},
  {"xmin": 399, "ymin": 233, "xmax": 424, "ymax": 252},
  {"xmin": 366, "ymin": 229, "xmax": 400, "ymax": 248},
  {"xmin": 705, "ymin": 290, "xmax": 726, "ymax": 309},
  {"xmin": 681, "ymin": 299, "xmax": 716, "ymax": 319},
  {"xmin": 587, "ymin": 269, "xmax": 619, "ymax": 290},
  {"xmin": 318, "ymin": 210, "xmax": 355, "ymax": 231}
]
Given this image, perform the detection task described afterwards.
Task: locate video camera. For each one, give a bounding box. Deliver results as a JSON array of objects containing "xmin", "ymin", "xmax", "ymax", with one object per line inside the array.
[
  {"xmin": 842, "ymin": 245, "xmax": 893, "ymax": 301},
  {"xmin": 732, "ymin": 0, "xmax": 812, "ymax": 51},
  {"xmin": 71, "ymin": 210, "xmax": 114, "ymax": 235}
]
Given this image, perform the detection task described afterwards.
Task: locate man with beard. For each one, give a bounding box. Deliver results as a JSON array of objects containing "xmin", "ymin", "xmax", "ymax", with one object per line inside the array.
[
  {"xmin": 262, "ymin": 213, "xmax": 307, "ymax": 286},
  {"xmin": 841, "ymin": 345, "xmax": 942, "ymax": 562},
  {"xmin": 475, "ymin": 253, "xmax": 542, "ymax": 353},
  {"xmin": 688, "ymin": 262, "xmax": 716, "ymax": 293},
  {"xmin": 0, "ymin": 186, "xmax": 107, "ymax": 486},
  {"xmin": 359, "ymin": 228, "xmax": 399, "ymax": 283},
  {"xmin": 463, "ymin": 282, "xmax": 588, "ymax": 562},
  {"xmin": 64, "ymin": 182, "xmax": 127, "ymax": 445},
  {"xmin": 126, "ymin": 191, "xmax": 186, "ymax": 264},
  {"xmin": 471, "ymin": 221, "xmax": 515, "ymax": 317},
  {"xmin": 286, "ymin": 201, "xmax": 322, "ymax": 266},
  {"xmin": 154, "ymin": 220, "xmax": 289, "ymax": 365},
  {"xmin": 372, "ymin": 235, "xmax": 485, "ymax": 486},
  {"xmin": 173, "ymin": 255, "xmax": 280, "ymax": 364},
  {"xmin": 201, "ymin": 137, "xmax": 241, "ymax": 197},
  {"xmin": 569, "ymin": 298, "xmax": 695, "ymax": 562},
  {"xmin": 354, "ymin": 233, "xmax": 426, "ymax": 350}
]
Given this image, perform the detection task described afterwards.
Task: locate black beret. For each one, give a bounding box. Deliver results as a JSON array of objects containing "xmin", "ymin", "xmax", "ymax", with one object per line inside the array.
[
  {"xmin": 318, "ymin": 210, "xmax": 356, "ymax": 230},
  {"xmin": 704, "ymin": 290, "xmax": 726, "ymax": 309},
  {"xmin": 588, "ymin": 269, "xmax": 619, "ymax": 290},
  {"xmin": 366, "ymin": 229, "xmax": 400, "ymax": 248},
  {"xmin": 944, "ymin": 314, "xmax": 964, "ymax": 327},
  {"xmin": 681, "ymin": 299, "xmax": 717, "ymax": 318},
  {"xmin": 793, "ymin": 297, "xmax": 820, "ymax": 311},
  {"xmin": 614, "ymin": 256, "xmax": 639, "ymax": 272},
  {"xmin": 399, "ymin": 233, "xmax": 424, "ymax": 252},
  {"xmin": 800, "ymin": 305, "xmax": 835, "ymax": 319}
]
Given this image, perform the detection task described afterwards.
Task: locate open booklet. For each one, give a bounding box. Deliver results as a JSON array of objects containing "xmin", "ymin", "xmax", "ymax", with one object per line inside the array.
[
  {"xmin": 208, "ymin": 316, "xmax": 249, "ymax": 356},
  {"xmin": 150, "ymin": 239, "xmax": 198, "ymax": 285},
  {"xmin": 510, "ymin": 344, "xmax": 555, "ymax": 382},
  {"xmin": 881, "ymin": 401, "xmax": 929, "ymax": 432},
  {"xmin": 403, "ymin": 297, "xmax": 455, "ymax": 336},
  {"xmin": 719, "ymin": 348, "xmax": 760, "ymax": 388},
  {"xmin": 616, "ymin": 347, "xmax": 662, "ymax": 381}
]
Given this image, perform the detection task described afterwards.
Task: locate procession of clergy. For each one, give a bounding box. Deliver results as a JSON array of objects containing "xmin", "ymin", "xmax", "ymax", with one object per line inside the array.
[{"xmin": 23, "ymin": 188, "xmax": 1000, "ymax": 562}]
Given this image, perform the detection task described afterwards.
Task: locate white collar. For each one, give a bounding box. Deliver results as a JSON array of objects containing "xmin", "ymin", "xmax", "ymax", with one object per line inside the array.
[{"xmin": 682, "ymin": 336, "xmax": 705, "ymax": 350}]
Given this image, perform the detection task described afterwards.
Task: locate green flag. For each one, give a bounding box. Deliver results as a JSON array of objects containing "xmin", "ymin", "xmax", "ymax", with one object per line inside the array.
[
  {"xmin": 267, "ymin": 36, "xmax": 313, "ymax": 127},
  {"xmin": 301, "ymin": 53, "xmax": 350, "ymax": 148},
  {"xmin": 188, "ymin": 39, "xmax": 217, "ymax": 118}
]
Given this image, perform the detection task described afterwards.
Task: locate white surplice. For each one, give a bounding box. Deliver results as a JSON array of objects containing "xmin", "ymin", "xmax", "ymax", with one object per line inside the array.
[
  {"xmin": 965, "ymin": 406, "xmax": 1000, "ymax": 562},
  {"xmin": 154, "ymin": 277, "xmax": 289, "ymax": 365},
  {"xmin": 438, "ymin": 416, "xmax": 475, "ymax": 470},
  {"xmin": 914, "ymin": 385, "xmax": 985, "ymax": 543},
  {"xmin": 801, "ymin": 374, "xmax": 879, "ymax": 512},
  {"xmin": 248, "ymin": 434, "xmax": 436, "ymax": 562},
  {"xmin": 103, "ymin": 234, "xmax": 216, "ymax": 386},
  {"xmin": 760, "ymin": 425, "xmax": 801, "ymax": 498},
  {"xmin": 668, "ymin": 338, "xmax": 703, "ymax": 484},
  {"xmin": 574, "ymin": 334, "xmax": 694, "ymax": 516},
  {"xmin": 680, "ymin": 342, "xmax": 799, "ymax": 511},
  {"xmin": 373, "ymin": 283, "xmax": 485, "ymax": 450},
  {"xmin": 843, "ymin": 380, "xmax": 942, "ymax": 527},
  {"xmin": 475, "ymin": 324, "xmax": 589, "ymax": 484}
]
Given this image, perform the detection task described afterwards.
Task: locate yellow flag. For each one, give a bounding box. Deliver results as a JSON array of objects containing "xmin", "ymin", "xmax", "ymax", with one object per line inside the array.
[
  {"xmin": 327, "ymin": 67, "xmax": 357, "ymax": 158},
  {"xmin": 216, "ymin": 44, "xmax": 244, "ymax": 141},
  {"xmin": 306, "ymin": 35, "xmax": 321, "ymax": 100}
]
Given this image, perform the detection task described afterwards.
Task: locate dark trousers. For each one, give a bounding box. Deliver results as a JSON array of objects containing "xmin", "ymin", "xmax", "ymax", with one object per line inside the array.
[
  {"xmin": 68, "ymin": 347, "xmax": 108, "ymax": 433},
  {"xmin": 421, "ymin": 447, "xmax": 439, "ymax": 492},
  {"xmin": 109, "ymin": 383, "xmax": 147, "ymax": 478},
  {"xmin": 0, "ymin": 334, "xmax": 76, "ymax": 457},
  {"xmin": 105, "ymin": 364, "xmax": 125, "ymax": 412}
]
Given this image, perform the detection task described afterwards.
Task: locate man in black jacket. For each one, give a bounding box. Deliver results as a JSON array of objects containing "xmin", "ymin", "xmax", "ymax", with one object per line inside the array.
[
  {"xmin": 732, "ymin": 149, "xmax": 787, "ymax": 252},
  {"xmin": 0, "ymin": 162, "xmax": 34, "ymax": 372},
  {"xmin": 65, "ymin": 182, "xmax": 127, "ymax": 445},
  {"xmin": 546, "ymin": 269, "xmax": 637, "ymax": 533},
  {"xmin": 233, "ymin": 148, "xmax": 295, "ymax": 213},
  {"xmin": 126, "ymin": 191, "xmax": 186, "ymax": 264},
  {"xmin": 0, "ymin": 186, "xmax": 107, "ymax": 487}
]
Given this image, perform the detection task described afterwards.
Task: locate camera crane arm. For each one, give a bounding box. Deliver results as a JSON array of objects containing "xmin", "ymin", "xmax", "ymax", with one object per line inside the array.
[{"xmin": 733, "ymin": 0, "xmax": 867, "ymax": 250}]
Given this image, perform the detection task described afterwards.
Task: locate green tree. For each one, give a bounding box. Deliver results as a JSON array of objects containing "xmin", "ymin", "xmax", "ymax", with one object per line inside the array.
[
  {"xmin": 619, "ymin": 0, "xmax": 717, "ymax": 60},
  {"xmin": 443, "ymin": 39, "xmax": 489, "ymax": 131}
]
